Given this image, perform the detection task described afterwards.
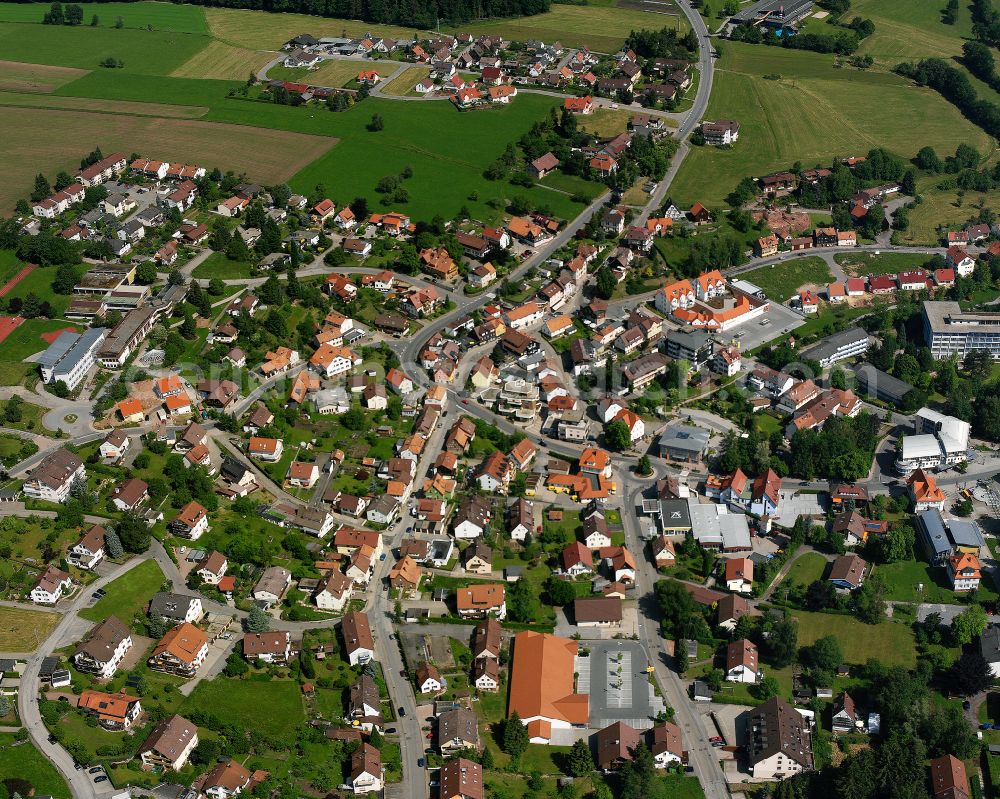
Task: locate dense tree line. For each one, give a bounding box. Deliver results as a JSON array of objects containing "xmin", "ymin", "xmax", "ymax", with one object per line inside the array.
[
  {"xmin": 728, "ymin": 18, "xmax": 872, "ymax": 55},
  {"xmin": 788, "ymin": 412, "xmax": 880, "ymax": 480},
  {"xmin": 898, "ymin": 57, "xmax": 1000, "ymax": 140},
  {"xmin": 973, "ymin": 0, "xmax": 1000, "ymax": 45},
  {"xmin": 626, "ymin": 26, "xmax": 698, "ymax": 59},
  {"xmin": 24, "ymin": 0, "xmax": 552, "ymax": 29}
]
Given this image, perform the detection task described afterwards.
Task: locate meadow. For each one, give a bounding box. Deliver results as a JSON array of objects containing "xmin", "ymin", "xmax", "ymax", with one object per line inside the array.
[
  {"xmin": 740, "ymin": 256, "xmax": 833, "ymax": 302},
  {"xmin": 669, "ymin": 43, "xmax": 995, "ymax": 207},
  {"xmin": 288, "ymin": 94, "xmax": 602, "ymax": 221},
  {"xmin": 180, "ymin": 678, "xmax": 305, "ymax": 738},
  {"xmin": 447, "ymin": 3, "xmax": 687, "ymax": 54},
  {"xmin": 79, "ymin": 559, "xmax": 166, "ymax": 623},
  {"xmin": 0, "ymin": 733, "xmax": 70, "ymax": 798},
  {"xmin": 380, "ymin": 66, "xmax": 430, "ymax": 96},
  {"xmin": 170, "ymin": 39, "xmax": 269, "ymax": 80},
  {"xmin": 0, "ymin": 89, "xmax": 209, "ymax": 117},
  {"xmin": 0, "ymin": 605, "xmax": 60, "ymax": 650},
  {"xmin": 0, "ymin": 59, "xmax": 86, "ymax": 93},
  {"xmin": 790, "ymin": 609, "xmax": 917, "ymax": 667},
  {"xmin": 0, "ymin": 1, "xmax": 209, "ymax": 33}
]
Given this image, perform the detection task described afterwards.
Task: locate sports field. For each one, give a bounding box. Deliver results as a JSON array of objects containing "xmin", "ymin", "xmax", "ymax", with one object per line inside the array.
[
  {"xmin": 0, "ymin": 106, "xmax": 335, "ymax": 210},
  {"xmin": 0, "ymin": 605, "xmax": 60, "ymax": 650},
  {"xmin": 669, "ymin": 43, "xmax": 995, "ymax": 207}
]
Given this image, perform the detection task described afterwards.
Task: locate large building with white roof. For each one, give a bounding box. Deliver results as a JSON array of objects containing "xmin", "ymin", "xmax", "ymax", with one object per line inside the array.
[
  {"xmin": 895, "ymin": 408, "xmax": 970, "ymax": 473},
  {"xmin": 37, "ymin": 327, "xmax": 107, "ymax": 391}
]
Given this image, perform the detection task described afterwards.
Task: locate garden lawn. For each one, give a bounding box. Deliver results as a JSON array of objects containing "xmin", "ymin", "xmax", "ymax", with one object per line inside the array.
[
  {"xmin": 1, "ymin": 398, "xmax": 53, "ymax": 435},
  {"xmin": 192, "ymin": 252, "xmax": 257, "ymax": 280},
  {"xmin": 79, "ymin": 559, "xmax": 165, "ymax": 623},
  {"xmin": 0, "ymin": 733, "xmax": 70, "ymax": 798},
  {"xmin": 668, "ymin": 43, "xmax": 994, "ymax": 207},
  {"xmin": 789, "ymin": 609, "xmax": 917, "ymax": 667},
  {"xmin": 288, "ymin": 94, "xmax": 601, "ymax": 222},
  {"xmin": 739, "ymin": 256, "xmax": 833, "ymax": 302},
  {"xmin": 0, "ymin": 605, "xmax": 60, "ymax": 650},
  {"xmin": 180, "ymin": 677, "xmax": 305, "ymax": 737},
  {"xmin": 834, "ymin": 251, "xmax": 936, "ymax": 277},
  {"xmin": 878, "ymin": 558, "xmax": 1000, "ymax": 603},
  {"xmin": 576, "ymin": 107, "xmax": 634, "ymax": 138},
  {"xmin": 782, "ymin": 551, "xmax": 828, "ymax": 588}
]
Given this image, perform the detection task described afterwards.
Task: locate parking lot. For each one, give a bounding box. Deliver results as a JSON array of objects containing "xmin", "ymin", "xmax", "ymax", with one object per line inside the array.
[
  {"xmin": 586, "ymin": 640, "xmax": 654, "ymax": 730},
  {"xmin": 773, "ymin": 489, "xmax": 825, "ymax": 526},
  {"xmin": 727, "ymin": 302, "xmax": 805, "ymax": 352}
]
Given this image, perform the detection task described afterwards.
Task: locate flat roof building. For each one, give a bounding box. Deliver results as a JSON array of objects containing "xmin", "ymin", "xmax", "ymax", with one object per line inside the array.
[
  {"xmin": 37, "ymin": 327, "xmax": 107, "ymax": 391},
  {"xmin": 923, "ymin": 301, "xmax": 1000, "ymax": 360},
  {"xmin": 800, "ymin": 327, "xmax": 870, "ymax": 368}
]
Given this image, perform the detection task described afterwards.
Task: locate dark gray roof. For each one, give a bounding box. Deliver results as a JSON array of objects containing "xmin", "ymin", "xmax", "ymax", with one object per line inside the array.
[
  {"xmin": 981, "ymin": 626, "xmax": 1000, "ymax": 664},
  {"xmin": 917, "ymin": 509, "xmax": 950, "ymax": 557},
  {"xmin": 148, "ymin": 592, "xmax": 199, "ymax": 621},
  {"xmin": 658, "ymin": 424, "xmax": 710, "ymax": 453}
]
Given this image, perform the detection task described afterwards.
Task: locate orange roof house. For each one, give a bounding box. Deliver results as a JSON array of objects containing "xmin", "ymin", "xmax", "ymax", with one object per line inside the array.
[
  {"xmin": 508, "ymin": 632, "xmax": 589, "ymax": 742},
  {"xmin": 116, "ymin": 398, "xmax": 143, "ymax": 421},
  {"xmin": 907, "ymin": 468, "xmax": 946, "ymax": 509}
]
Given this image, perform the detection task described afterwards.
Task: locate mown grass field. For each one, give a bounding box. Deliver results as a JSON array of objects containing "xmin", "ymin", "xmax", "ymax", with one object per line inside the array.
[
  {"xmin": 204, "ymin": 6, "xmax": 422, "ymax": 50},
  {"xmin": 783, "ymin": 551, "xmax": 828, "ymax": 588},
  {"xmin": 379, "ymin": 66, "xmax": 430, "ymax": 96},
  {"xmin": 271, "ymin": 58, "xmax": 396, "ymax": 87},
  {"xmin": 851, "ymin": 0, "xmax": 972, "ymax": 63},
  {"xmin": 791, "ymin": 609, "xmax": 917, "ymax": 667},
  {"xmin": 0, "ymin": 733, "xmax": 70, "ymax": 798},
  {"xmin": 0, "ymin": 605, "xmax": 60, "ymax": 650},
  {"xmin": 180, "ymin": 678, "xmax": 305, "ymax": 738},
  {"xmin": 192, "ymin": 252, "xmax": 257, "ymax": 280},
  {"xmin": 739, "ymin": 256, "xmax": 833, "ymax": 302},
  {"xmin": 0, "ymin": 20, "xmax": 208, "ymax": 74},
  {"xmin": 447, "ymin": 3, "xmax": 687, "ymax": 54},
  {"xmin": 289, "ymin": 93, "xmax": 602, "ymax": 221},
  {"xmin": 669, "ymin": 42, "xmax": 995, "ymax": 207},
  {"xmin": 0, "ymin": 105, "xmax": 336, "ymax": 210},
  {"xmin": 834, "ymin": 251, "xmax": 934, "ymax": 276},
  {"xmin": 170, "ymin": 38, "xmax": 269, "ymax": 80},
  {"xmin": 0, "ymin": 59, "xmax": 87, "ymax": 93},
  {"xmin": 0, "ymin": 88, "xmax": 208, "ymax": 117},
  {"xmin": 577, "ymin": 106, "xmax": 634, "ymax": 138},
  {"xmin": 79, "ymin": 559, "xmax": 165, "ymax": 623}
]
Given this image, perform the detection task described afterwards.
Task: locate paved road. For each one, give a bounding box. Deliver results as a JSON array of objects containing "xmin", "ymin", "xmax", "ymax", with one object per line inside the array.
[
  {"xmin": 17, "ymin": 558, "xmax": 145, "ymax": 799},
  {"xmin": 618, "ymin": 475, "xmax": 730, "ymax": 799}
]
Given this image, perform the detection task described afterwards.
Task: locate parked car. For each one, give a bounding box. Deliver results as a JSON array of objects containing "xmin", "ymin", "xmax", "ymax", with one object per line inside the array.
[
  {"xmin": 398, "ymin": 707, "xmax": 406, "ymax": 716},
  {"xmin": 94, "ymin": 776, "xmax": 108, "ymax": 783}
]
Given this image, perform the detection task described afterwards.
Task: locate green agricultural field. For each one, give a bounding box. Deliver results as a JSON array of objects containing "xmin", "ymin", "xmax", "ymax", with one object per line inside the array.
[
  {"xmin": 0, "ymin": 605, "xmax": 60, "ymax": 650},
  {"xmin": 79, "ymin": 559, "xmax": 166, "ymax": 624},
  {"xmin": 288, "ymin": 94, "xmax": 604, "ymax": 221},
  {"xmin": 447, "ymin": 3, "xmax": 687, "ymax": 54},
  {"xmin": 0, "ymin": 59, "xmax": 87, "ymax": 93},
  {"xmin": 0, "ymin": 733, "xmax": 70, "ymax": 798},
  {"xmin": 669, "ymin": 43, "xmax": 994, "ymax": 207},
  {"xmin": 834, "ymin": 251, "xmax": 935, "ymax": 277},
  {"xmin": 791, "ymin": 610, "xmax": 917, "ymax": 667},
  {"xmin": 0, "ymin": 21, "xmax": 209, "ymax": 74},
  {"xmin": 56, "ymin": 70, "xmax": 240, "ymax": 106},
  {"xmin": 851, "ymin": 0, "xmax": 972, "ymax": 63},
  {"xmin": 0, "ymin": 89, "xmax": 209, "ymax": 117},
  {"xmin": 0, "ymin": 2, "xmax": 209, "ymax": 33},
  {"xmin": 739, "ymin": 256, "xmax": 833, "ymax": 302},
  {"xmin": 181, "ymin": 678, "xmax": 305, "ymax": 738}
]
